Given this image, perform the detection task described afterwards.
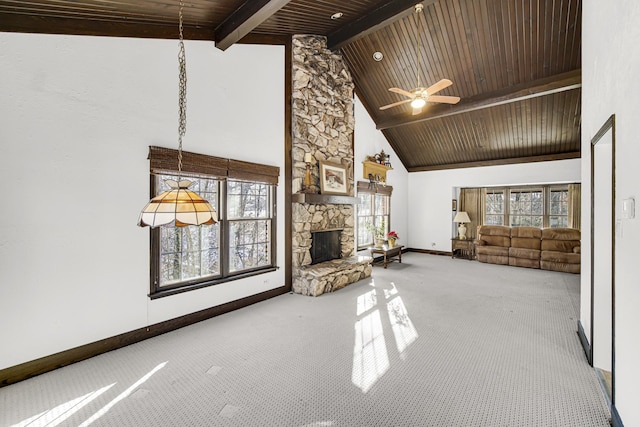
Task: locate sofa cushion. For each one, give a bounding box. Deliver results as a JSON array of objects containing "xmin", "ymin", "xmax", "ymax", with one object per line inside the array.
[
  {"xmin": 541, "ymin": 228, "xmax": 580, "ymax": 241},
  {"xmin": 511, "ymin": 237, "xmax": 541, "ymax": 250},
  {"xmin": 509, "ymin": 257, "xmax": 540, "ymax": 269},
  {"xmin": 541, "ymin": 240, "xmax": 580, "ymax": 253},
  {"xmin": 541, "ymin": 260, "xmax": 581, "ymax": 274},
  {"xmin": 511, "ymin": 226, "xmax": 542, "ymax": 239},
  {"xmin": 478, "ymin": 225, "xmax": 511, "ymax": 237},
  {"xmin": 476, "ymin": 245, "xmax": 510, "ymax": 257},
  {"xmin": 477, "ymin": 253, "xmax": 509, "ymax": 265},
  {"xmin": 541, "ymin": 250, "xmax": 581, "ymax": 264},
  {"xmin": 480, "ymin": 235, "xmax": 511, "ymax": 247},
  {"xmin": 509, "ymin": 247, "xmax": 541, "ymax": 260}
]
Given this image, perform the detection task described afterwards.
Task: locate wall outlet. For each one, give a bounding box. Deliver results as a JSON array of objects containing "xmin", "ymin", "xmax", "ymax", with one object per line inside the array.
[
  {"xmin": 431, "ymin": 242, "xmax": 436, "ymax": 248},
  {"xmin": 263, "ymin": 279, "xmax": 269, "ymax": 285}
]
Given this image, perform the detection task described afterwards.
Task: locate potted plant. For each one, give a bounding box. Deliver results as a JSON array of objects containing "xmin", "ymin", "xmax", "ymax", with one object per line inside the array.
[
  {"xmin": 366, "ymin": 219, "xmax": 386, "ymax": 248},
  {"xmin": 387, "ymin": 231, "xmax": 399, "ymax": 248}
]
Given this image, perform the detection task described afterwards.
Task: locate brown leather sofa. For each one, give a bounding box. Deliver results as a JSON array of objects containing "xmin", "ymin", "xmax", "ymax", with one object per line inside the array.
[
  {"xmin": 475, "ymin": 225, "xmax": 511, "ymax": 265},
  {"xmin": 475, "ymin": 225, "xmax": 580, "ymax": 273},
  {"xmin": 509, "ymin": 226, "xmax": 542, "ymax": 269},
  {"xmin": 540, "ymin": 228, "xmax": 581, "ymax": 273}
]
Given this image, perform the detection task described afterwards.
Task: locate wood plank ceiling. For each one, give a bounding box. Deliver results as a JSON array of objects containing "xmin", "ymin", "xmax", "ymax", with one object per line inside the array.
[{"xmin": 0, "ymin": 0, "xmax": 581, "ymax": 171}]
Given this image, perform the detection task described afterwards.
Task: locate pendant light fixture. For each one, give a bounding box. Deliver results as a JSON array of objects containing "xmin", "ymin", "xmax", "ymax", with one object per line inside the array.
[{"xmin": 138, "ymin": 0, "xmax": 217, "ymax": 228}]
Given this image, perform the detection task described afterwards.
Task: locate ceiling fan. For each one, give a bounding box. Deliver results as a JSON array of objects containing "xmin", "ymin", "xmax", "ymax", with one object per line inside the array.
[{"xmin": 379, "ymin": 3, "xmax": 461, "ymax": 115}]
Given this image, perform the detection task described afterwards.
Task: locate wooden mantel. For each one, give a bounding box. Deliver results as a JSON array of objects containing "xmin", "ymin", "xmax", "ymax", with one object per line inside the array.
[{"xmin": 291, "ymin": 193, "xmax": 360, "ymax": 205}]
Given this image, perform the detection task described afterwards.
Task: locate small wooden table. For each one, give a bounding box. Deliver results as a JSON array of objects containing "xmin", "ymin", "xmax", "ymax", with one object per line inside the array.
[
  {"xmin": 451, "ymin": 238, "xmax": 474, "ymax": 260},
  {"xmin": 370, "ymin": 245, "xmax": 404, "ymax": 268}
]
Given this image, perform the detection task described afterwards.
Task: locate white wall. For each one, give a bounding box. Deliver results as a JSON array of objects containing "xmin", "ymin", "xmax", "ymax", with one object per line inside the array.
[
  {"xmin": 0, "ymin": 33, "xmax": 285, "ymax": 369},
  {"xmin": 583, "ymin": 1, "xmax": 640, "ymax": 424},
  {"xmin": 354, "ymin": 97, "xmax": 409, "ymax": 245},
  {"xmin": 407, "ymin": 160, "xmax": 581, "ymax": 252}
]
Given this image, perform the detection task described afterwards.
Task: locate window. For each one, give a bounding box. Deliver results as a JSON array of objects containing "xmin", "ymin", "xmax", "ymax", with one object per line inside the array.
[
  {"xmin": 485, "ymin": 189, "xmax": 505, "ymax": 225},
  {"xmin": 227, "ymin": 181, "xmax": 273, "ymax": 273},
  {"xmin": 482, "ymin": 184, "xmax": 571, "ymax": 229},
  {"xmin": 509, "ymin": 189, "xmax": 543, "ymax": 227},
  {"xmin": 548, "ymin": 188, "xmax": 569, "ymax": 227},
  {"xmin": 147, "ymin": 146, "xmax": 279, "ymax": 298},
  {"xmin": 357, "ymin": 182, "xmax": 391, "ymax": 249}
]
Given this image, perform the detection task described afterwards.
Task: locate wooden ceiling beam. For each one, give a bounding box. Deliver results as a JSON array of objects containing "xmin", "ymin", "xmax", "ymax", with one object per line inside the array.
[
  {"xmin": 407, "ymin": 151, "xmax": 581, "ymax": 172},
  {"xmin": 377, "ymin": 69, "xmax": 582, "ymax": 130},
  {"xmin": 327, "ymin": 0, "xmax": 437, "ymax": 51},
  {"xmin": 214, "ymin": 0, "xmax": 293, "ymax": 51},
  {"xmin": 0, "ymin": 13, "xmax": 214, "ymax": 40}
]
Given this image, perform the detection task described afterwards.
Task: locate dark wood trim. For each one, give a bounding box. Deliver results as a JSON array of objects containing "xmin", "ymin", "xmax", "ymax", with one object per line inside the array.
[
  {"xmin": 0, "ymin": 13, "xmax": 215, "ymax": 40},
  {"xmin": 611, "ymin": 405, "xmax": 624, "ymax": 427},
  {"xmin": 214, "ymin": 0, "xmax": 292, "ymax": 51},
  {"xmin": 284, "ymin": 36, "xmax": 293, "ymax": 292},
  {"xmin": 238, "ymin": 33, "xmax": 290, "ymax": 46},
  {"xmin": 291, "ymin": 193, "xmax": 360, "ymax": 205},
  {"xmin": 0, "ymin": 286, "xmax": 288, "ymax": 387},
  {"xmin": 377, "ymin": 69, "xmax": 582, "ymax": 130},
  {"xmin": 327, "ymin": 0, "xmax": 436, "ymax": 50},
  {"xmin": 589, "ymin": 114, "xmax": 616, "ymax": 403},
  {"xmin": 407, "ymin": 152, "xmax": 581, "ymax": 172},
  {"xmin": 577, "ymin": 320, "xmax": 592, "ymax": 365},
  {"xmin": 407, "ymin": 248, "xmax": 452, "ymax": 257}
]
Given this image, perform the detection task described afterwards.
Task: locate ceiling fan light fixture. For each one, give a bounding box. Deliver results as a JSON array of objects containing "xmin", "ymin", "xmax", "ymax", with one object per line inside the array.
[{"xmin": 410, "ymin": 97, "xmax": 427, "ymax": 109}]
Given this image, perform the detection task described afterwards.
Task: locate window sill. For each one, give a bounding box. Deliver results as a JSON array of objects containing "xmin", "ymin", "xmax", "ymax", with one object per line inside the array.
[{"xmin": 149, "ymin": 266, "xmax": 278, "ymax": 300}]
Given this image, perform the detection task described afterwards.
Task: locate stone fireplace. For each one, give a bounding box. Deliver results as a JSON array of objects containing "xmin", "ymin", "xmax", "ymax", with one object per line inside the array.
[{"xmin": 291, "ymin": 35, "xmax": 371, "ymax": 297}]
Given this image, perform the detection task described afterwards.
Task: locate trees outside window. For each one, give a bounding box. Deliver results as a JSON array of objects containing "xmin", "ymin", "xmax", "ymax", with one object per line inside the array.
[
  {"xmin": 145, "ymin": 147, "xmax": 279, "ymax": 299},
  {"xmin": 483, "ymin": 185, "xmax": 570, "ymax": 229},
  {"xmin": 357, "ymin": 182, "xmax": 391, "ymax": 249}
]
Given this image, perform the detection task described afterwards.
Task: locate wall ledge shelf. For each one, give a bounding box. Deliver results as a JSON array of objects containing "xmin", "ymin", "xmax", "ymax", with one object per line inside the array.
[{"xmin": 292, "ymin": 193, "xmax": 359, "ymax": 205}]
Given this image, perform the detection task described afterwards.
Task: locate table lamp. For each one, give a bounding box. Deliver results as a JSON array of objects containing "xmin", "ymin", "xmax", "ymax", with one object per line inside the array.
[{"xmin": 453, "ymin": 211, "xmax": 471, "ymax": 239}]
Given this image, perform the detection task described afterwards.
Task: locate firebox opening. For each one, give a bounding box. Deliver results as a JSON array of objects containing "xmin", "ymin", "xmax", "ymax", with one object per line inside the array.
[{"xmin": 311, "ymin": 229, "xmax": 342, "ymax": 265}]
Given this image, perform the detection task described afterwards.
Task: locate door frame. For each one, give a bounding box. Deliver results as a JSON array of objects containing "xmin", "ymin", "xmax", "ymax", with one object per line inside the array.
[{"xmin": 589, "ymin": 114, "xmax": 616, "ymax": 406}]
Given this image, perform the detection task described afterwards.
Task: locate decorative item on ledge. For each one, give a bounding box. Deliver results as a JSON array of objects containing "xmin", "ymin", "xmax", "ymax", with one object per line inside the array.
[
  {"xmin": 453, "ymin": 211, "xmax": 471, "ymax": 240},
  {"xmin": 363, "ymin": 150, "xmax": 393, "ymax": 190},
  {"xmin": 301, "ymin": 152, "xmax": 315, "ymax": 193},
  {"xmin": 319, "ymin": 160, "xmax": 349, "ymax": 195}
]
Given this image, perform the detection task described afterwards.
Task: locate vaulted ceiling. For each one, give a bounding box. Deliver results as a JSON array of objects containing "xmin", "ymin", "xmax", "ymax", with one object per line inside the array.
[{"xmin": 0, "ymin": 0, "xmax": 581, "ymax": 171}]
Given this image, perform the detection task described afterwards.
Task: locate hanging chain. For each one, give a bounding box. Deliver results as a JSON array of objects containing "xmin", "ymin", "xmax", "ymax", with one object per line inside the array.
[
  {"xmin": 177, "ymin": 0, "xmax": 187, "ymax": 175},
  {"xmin": 415, "ymin": 3, "xmax": 423, "ymax": 89}
]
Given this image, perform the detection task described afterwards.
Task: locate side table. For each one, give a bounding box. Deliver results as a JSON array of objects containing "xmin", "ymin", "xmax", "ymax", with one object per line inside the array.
[
  {"xmin": 451, "ymin": 238, "xmax": 474, "ymax": 260},
  {"xmin": 370, "ymin": 245, "xmax": 404, "ymax": 268}
]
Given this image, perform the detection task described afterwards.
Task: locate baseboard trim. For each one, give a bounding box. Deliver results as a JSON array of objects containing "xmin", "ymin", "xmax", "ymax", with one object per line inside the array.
[
  {"xmin": 408, "ymin": 248, "xmax": 452, "ymax": 257},
  {"xmin": 577, "ymin": 320, "xmax": 592, "ymax": 365},
  {"xmin": 0, "ymin": 285, "xmax": 288, "ymax": 387}
]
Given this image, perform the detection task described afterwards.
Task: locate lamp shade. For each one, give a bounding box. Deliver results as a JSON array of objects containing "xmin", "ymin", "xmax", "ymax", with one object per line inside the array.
[
  {"xmin": 138, "ymin": 180, "xmax": 218, "ymax": 227},
  {"xmin": 453, "ymin": 211, "xmax": 471, "ymax": 223}
]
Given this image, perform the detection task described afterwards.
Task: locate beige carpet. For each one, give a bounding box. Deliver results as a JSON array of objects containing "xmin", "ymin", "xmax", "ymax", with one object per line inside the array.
[{"xmin": 0, "ymin": 253, "xmax": 609, "ymax": 426}]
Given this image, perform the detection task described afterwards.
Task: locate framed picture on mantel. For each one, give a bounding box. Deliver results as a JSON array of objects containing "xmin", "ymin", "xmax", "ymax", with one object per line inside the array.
[{"xmin": 319, "ymin": 161, "xmax": 348, "ymax": 195}]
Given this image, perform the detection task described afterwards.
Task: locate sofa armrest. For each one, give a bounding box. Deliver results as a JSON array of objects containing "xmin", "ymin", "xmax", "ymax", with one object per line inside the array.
[
  {"xmin": 573, "ymin": 246, "xmax": 581, "ymax": 254},
  {"xmin": 474, "ymin": 240, "xmax": 486, "ymax": 246}
]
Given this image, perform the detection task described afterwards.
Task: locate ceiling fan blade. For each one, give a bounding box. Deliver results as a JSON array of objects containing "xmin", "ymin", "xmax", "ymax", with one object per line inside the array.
[
  {"xmin": 426, "ymin": 79, "xmax": 453, "ymax": 95},
  {"xmin": 428, "ymin": 95, "xmax": 461, "ymax": 104},
  {"xmin": 379, "ymin": 98, "xmax": 412, "ymax": 110},
  {"xmin": 412, "ymin": 106, "xmax": 423, "ymax": 115},
  {"xmin": 388, "ymin": 87, "xmax": 414, "ymax": 98}
]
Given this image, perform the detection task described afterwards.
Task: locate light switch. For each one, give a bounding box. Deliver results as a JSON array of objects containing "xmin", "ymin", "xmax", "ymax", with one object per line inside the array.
[{"xmin": 622, "ymin": 198, "xmax": 635, "ymax": 219}]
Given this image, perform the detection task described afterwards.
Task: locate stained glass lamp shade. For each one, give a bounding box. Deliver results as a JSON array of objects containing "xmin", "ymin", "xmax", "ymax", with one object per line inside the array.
[{"xmin": 138, "ymin": 179, "xmax": 217, "ymax": 227}]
